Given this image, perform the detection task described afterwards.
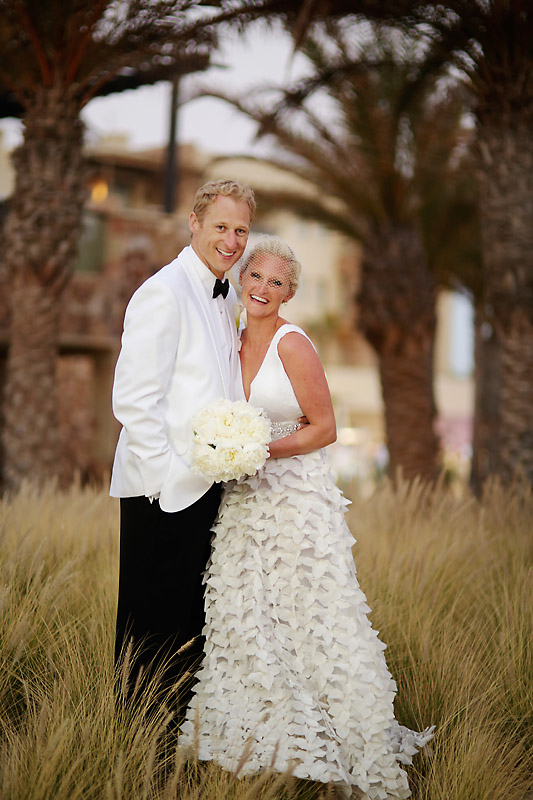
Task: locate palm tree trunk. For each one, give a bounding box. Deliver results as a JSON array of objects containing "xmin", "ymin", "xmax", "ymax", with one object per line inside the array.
[
  {"xmin": 498, "ymin": 317, "xmax": 533, "ymax": 483},
  {"xmin": 3, "ymin": 278, "xmax": 61, "ymax": 489},
  {"xmin": 1, "ymin": 86, "xmax": 86, "ymax": 490},
  {"xmin": 470, "ymin": 306, "xmax": 501, "ymax": 495},
  {"xmin": 358, "ymin": 224, "xmax": 440, "ymax": 483},
  {"xmin": 475, "ymin": 118, "xmax": 533, "ymax": 484},
  {"xmin": 380, "ymin": 341, "xmax": 439, "ymax": 483}
]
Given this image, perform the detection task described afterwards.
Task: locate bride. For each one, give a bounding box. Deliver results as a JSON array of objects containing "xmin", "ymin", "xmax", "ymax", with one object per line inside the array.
[{"xmin": 179, "ymin": 236, "xmax": 433, "ymax": 799}]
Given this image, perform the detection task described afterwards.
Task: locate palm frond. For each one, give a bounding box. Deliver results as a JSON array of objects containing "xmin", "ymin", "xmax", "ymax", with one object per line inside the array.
[
  {"xmin": 0, "ymin": 1, "xmax": 251, "ymax": 110},
  {"xmin": 254, "ymin": 186, "xmax": 363, "ymax": 241}
]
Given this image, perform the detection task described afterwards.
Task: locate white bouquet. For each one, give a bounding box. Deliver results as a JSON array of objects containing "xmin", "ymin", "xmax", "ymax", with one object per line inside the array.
[{"xmin": 191, "ymin": 398, "xmax": 271, "ymax": 482}]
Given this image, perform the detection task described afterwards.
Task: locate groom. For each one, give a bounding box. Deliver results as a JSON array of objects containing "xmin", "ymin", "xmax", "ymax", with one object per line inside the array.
[{"xmin": 110, "ymin": 179, "xmax": 255, "ymax": 721}]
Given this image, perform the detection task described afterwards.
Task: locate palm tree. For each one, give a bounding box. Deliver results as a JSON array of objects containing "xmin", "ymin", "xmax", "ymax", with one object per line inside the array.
[
  {"xmin": 234, "ymin": 0, "xmax": 533, "ymax": 484},
  {"xmin": 0, "ymin": 1, "xmax": 236, "ymax": 490},
  {"xmin": 388, "ymin": 0, "xmax": 533, "ymax": 486},
  {"xmin": 443, "ymin": 1, "xmax": 533, "ymax": 486},
  {"xmin": 200, "ymin": 25, "xmax": 472, "ymax": 483},
  {"xmin": 421, "ymin": 137, "xmax": 502, "ymax": 494}
]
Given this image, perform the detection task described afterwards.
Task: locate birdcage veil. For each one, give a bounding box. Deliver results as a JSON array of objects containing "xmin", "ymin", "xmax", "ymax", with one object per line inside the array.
[{"xmin": 238, "ymin": 235, "xmax": 302, "ymax": 298}]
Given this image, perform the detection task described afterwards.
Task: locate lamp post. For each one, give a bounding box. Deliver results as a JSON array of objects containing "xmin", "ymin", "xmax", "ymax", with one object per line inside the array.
[{"xmin": 164, "ymin": 74, "xmax": 180, "ymax": 213}]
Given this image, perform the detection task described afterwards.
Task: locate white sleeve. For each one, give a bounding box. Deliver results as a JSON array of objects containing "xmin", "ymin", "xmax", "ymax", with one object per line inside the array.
[{"xmin": 112, "ymin": 280, "xmax": 182, "ymax": 497}]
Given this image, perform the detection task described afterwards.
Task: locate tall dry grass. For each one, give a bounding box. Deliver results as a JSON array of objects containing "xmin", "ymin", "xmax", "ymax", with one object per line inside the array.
[
  {"xmin": 345, "ymin": 477, "xmax": 533, "ymax": 800},
  {"xmin": 0, "ymin": 478, "xmax": 531, "ymax": 800}
]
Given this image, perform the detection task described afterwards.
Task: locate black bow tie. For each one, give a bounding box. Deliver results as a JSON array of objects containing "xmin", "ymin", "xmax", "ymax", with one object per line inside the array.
[{"xmin": 212, "ymin": 278, "xmax": 229, "ymax": 299}]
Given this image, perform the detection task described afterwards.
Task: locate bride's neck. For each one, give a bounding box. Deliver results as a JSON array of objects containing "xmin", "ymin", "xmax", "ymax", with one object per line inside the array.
[{"xmin": 244, "ymin": 314, "xmax": 283, "ymax": 348}]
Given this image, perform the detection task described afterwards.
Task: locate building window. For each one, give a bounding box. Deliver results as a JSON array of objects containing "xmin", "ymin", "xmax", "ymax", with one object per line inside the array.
[
  {"xmin": 74, "ymin": 211, "xmax": 105, "ymax": 273},
  {"xmin": 90, "ymin": 179, "xmax": 109, "ymax": 204}
]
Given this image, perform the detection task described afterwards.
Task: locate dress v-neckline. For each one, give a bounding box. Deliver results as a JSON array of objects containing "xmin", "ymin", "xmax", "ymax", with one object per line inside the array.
[{"xmin": 241, "ymin": 324, "xmax": 290, "ymax": 402}]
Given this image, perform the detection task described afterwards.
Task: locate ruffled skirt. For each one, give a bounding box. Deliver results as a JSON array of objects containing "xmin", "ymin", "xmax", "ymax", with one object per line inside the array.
[{"xmin": 179, "ymin": 450, "xmax": 433, "ymax": 799}]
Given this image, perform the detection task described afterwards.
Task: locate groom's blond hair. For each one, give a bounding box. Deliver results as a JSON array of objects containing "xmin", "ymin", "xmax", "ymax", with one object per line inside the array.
[{"xmin": 192, "ymin": 180, "xmax": 256, "ymax": 223}]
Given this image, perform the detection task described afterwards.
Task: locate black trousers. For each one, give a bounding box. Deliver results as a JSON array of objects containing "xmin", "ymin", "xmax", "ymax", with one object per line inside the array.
[{"xmin": 114, "ymin": 483, "xmax": 222, "ymax": 723}]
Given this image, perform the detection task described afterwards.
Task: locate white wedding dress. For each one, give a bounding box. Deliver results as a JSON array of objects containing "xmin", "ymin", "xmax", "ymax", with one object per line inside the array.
[{"xmin": 179, "ymin": 324, "xmax": 433, "ymax": 799}]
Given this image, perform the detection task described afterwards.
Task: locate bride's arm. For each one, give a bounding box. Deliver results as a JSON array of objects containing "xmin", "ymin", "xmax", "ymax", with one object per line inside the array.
[{"xmin": 267, "ymin": 332, "xmax": 337, "ymax": 458}]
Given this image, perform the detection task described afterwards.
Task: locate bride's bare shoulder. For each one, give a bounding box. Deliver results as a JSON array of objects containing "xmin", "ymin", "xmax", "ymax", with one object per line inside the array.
[{"xmin": 277, "ymin": 328, "xmax": 318, "ymax": 364}]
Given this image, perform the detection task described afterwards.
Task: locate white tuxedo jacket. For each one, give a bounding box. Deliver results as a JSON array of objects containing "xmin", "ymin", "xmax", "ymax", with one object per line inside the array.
[{"xmin": 110, "ymin": 245, "xmax": 243, "ymax": 512}]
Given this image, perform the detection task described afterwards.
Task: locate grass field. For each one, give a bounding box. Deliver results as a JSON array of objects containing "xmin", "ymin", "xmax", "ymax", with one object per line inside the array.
[{"xmin": 0, "ymin": 478, "xmax": 531, "ymax": 799}]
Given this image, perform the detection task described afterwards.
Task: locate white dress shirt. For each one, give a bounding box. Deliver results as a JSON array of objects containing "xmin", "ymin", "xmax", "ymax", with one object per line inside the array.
[{"xmin": 188, "ymin": 248, "xmax": 235, "ymax": 365}]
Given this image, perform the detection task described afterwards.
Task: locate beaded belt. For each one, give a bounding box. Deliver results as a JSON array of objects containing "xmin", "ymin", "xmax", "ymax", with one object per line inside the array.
[{"xmin": 270, "ymin": 420, "xmax": 300, "ymax": 441}]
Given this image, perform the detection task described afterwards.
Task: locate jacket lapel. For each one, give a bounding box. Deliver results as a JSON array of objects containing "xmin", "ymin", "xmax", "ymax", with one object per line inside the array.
[{"xmin": 182, "ymin": 255, "xmax": 230, "ymax": 398}]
